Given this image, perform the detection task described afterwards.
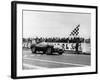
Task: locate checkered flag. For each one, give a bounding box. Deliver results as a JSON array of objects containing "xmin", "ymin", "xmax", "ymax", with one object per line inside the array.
[{"xmin": 70, "ymin": 24, "xmax": 80, "ymax": 37}]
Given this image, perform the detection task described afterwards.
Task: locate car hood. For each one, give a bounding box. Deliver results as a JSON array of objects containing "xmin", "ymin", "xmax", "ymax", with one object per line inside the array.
[{"xmin": 36, "ymin": 42, "xmax": 48, "ymax": 47}]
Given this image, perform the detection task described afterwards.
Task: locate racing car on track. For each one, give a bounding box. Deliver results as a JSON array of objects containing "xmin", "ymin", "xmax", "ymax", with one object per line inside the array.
[{"xmin": 30, "ymin": 41, "xmax": 64, "ymax": 55}]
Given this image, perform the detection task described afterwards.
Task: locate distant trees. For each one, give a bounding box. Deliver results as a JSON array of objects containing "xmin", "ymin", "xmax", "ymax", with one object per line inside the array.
[{"xmin": 85, "ymin": 38, "xmax": 90, "ymax": 43}]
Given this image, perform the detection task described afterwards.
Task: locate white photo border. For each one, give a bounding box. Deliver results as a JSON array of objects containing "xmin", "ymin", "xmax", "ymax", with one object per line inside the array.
[{"xmin": 11, "ymin": 1, "xmax": 98, "ymax": 79}]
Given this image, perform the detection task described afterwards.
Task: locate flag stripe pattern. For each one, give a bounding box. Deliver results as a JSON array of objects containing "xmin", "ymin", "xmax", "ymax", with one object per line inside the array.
[{"xmin": 70, "ymin": 24, "xmax": 80, "ymax": 36}]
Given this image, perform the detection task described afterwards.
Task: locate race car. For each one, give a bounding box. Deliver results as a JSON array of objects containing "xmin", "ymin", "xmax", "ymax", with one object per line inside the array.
[{"xmin": 30, "ymin": 41, "xmax": 64, "ymax": 55}]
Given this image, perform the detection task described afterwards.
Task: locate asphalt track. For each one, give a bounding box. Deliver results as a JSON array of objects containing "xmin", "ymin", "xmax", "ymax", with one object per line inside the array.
[{"xmin": 22, "ymin": 49, "xmax": 90, "ymax": 70}]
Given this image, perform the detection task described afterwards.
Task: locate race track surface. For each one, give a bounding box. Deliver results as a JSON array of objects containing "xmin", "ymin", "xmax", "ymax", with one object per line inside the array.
[{"xmin": 22, "ymin": 49, "xmax": 90, "ymax": 70}]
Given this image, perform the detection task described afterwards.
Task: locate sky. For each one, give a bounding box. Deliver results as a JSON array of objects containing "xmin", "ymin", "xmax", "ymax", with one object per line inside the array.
[{"xmin": 23, "ymin": 10, "xmax": 91, "ymax": 39}]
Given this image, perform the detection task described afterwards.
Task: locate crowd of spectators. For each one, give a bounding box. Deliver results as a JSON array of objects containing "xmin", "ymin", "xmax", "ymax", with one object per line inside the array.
[{"xmin": 23, "ymin": 37, "xmax": 90, "ymax": 43}]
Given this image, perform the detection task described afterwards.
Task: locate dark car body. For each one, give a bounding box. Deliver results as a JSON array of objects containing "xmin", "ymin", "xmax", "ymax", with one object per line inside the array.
[{"xmin": 30, "ymin": 42, "xmax": 64, "ymax": 55}]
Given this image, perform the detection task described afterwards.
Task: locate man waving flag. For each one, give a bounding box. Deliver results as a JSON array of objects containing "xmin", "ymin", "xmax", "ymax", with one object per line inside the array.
[{"xmin": 69, "ymin": 24, "xmax": 81, "ymax": 54}]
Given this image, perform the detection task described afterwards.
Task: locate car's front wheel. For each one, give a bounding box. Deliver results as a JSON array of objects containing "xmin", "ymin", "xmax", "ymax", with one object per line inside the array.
[{"xmin": 31, "ymin": 47, "xmax": 36, "ymax": 53}]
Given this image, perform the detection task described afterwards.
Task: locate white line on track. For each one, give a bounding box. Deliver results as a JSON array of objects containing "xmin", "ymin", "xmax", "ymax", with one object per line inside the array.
[
  {"xmin": 24, "ymin": 58, "xmax": 87, "ymax": 67},
  {"xmin": 23, "ymin": 63, "xmax": 48, "ymax": 69}
]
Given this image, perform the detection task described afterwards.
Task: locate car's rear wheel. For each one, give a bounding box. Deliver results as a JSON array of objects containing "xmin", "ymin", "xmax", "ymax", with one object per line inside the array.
[
  {"xmin": 46, "ymin": 48, "xmax": 52, "ymax": 55},
  {"xmin": 31, "ymin": 47, "xmax": 36, "ymax": 53}
]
